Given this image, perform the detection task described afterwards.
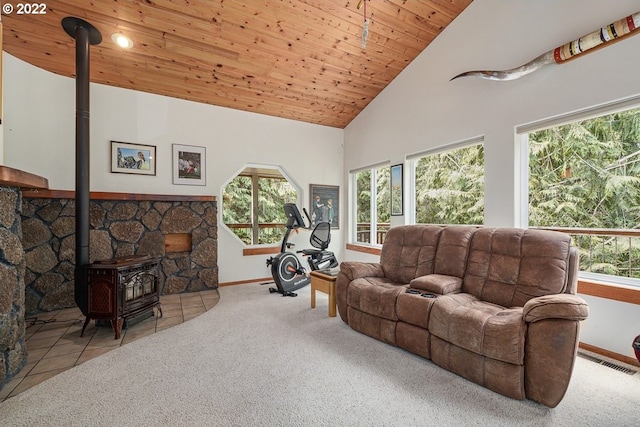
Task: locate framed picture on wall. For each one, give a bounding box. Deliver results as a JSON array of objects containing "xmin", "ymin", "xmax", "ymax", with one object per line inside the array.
[
  {"xmin": 172, "ymin": 144, "xmax": 206, "ymax": 185},
  {"xmin": 390, "ymin": 163, "xmax": 403, "ymax": 216},
  {"xmin": 310, "ymin": 184, "xmax": 339, "ymax": 229},
  {"xmin": 110, "ymin": 141, "xmax": 156, "ymax": 175}
]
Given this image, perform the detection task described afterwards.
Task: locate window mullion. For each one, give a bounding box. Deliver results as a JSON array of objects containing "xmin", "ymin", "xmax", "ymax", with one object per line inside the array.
[
  {"xmin": 251, "ymin": 174, "xmax": 259, "ymax": 244},
  {"xmin": 408, "ymin": 159, "xmax": 416, "ymax": 225},
  {"xmin": 371, "ymin": 168, "xmax": 377, "ymax": 245}
]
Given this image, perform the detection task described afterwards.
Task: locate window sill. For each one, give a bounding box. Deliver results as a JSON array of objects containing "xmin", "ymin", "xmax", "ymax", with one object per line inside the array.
[
  {"xmin": 243, "ymin": 246, "xmax": 279, "ymax": 256},
  {"xmin": 346, "ymin": 243, "xmax": 382, "ymax": 256},
  {"xmin": 577, "ymin": 278, "xmax": 640, "ymax": 305}
]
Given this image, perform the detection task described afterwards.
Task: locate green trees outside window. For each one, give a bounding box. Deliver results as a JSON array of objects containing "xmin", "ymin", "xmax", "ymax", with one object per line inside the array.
[
  {"xmin": 528, "ymin": 108, "xmax": 640, "ymax": 278},
  {"xmin": 355, "ymin": 166, "xmax": 390, "ymax": 244},
  {"xmin": 528, "ymin": 109, "xmax": 640, "ymax": 229},
  {"xmin": 414, "ymin": 144, "xmax": 484, "ymax": 225},
  {"xmin": 223, "ymin": 167, "xmax": 298, "ymax": 245}
]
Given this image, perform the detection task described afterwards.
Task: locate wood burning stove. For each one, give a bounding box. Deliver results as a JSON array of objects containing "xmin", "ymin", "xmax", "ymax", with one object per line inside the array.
[{"xmin": 81, "ymin": 255, "xmax": 162, "ymax": 339}]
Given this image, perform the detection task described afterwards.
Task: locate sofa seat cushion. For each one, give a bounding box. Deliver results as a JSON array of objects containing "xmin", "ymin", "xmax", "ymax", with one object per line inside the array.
[
  {"xmin": 429, "ymin": 293, "xmax": 525, "ymax": 365},
  {"xmin": 410, "ymin": 274, "xmax": 462, "ymax": 295},
  {"xmin": 347, "ymin": 277, "xmax": 407, "ymax": 320}
]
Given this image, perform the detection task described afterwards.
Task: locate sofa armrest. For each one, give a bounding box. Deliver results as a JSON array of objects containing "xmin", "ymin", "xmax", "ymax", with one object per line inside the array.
[
  {"xmin": 339, "ymin": 261, "xmax": 385, "ymax": 281},
  {"xmin": 523, "ymin": 294, "xmax": 589, "ymax": 323},
  {"xmin": 524, "ymin": 294, "xmax": 588, "ymax": 407},
  {"xmin": 335, "ymin": 261, "xmax": 385, "ymax": 323}
]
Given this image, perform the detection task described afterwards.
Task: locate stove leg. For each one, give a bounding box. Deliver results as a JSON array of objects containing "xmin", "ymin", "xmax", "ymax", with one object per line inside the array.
[
  {"xmin": 80, "ymin": 316, "xmax": 91, "ymax": 337},
  {"xmin": 156, "ymin": 303, "xmax": 163, "ymax": 318},
  {"xmin": 111, "ymin": 318, "xmax": 123, "ymax": 340}
]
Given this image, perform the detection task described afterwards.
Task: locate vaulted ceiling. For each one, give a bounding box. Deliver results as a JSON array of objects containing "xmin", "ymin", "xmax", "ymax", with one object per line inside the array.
[{"xmin": 2, "ymin": 0, "xmax": 472, "ymax": 128}]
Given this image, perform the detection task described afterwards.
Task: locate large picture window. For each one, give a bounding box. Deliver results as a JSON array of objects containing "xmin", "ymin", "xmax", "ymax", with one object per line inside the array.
[{"xmin": 525, "ymin": 106, "xmax": 640, "ymax": 281}]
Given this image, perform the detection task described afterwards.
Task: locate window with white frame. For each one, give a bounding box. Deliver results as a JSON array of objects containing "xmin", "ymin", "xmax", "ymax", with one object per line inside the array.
[
  {"xmin": 411, "ymin": 139, "xmax": 485, "ymax": 225},
  {"xmin": 522, "ymin": 101, "xmax": 640, "ymax": 282},
  {"xmin": 352, "ymin": 164, "xmax": 390, "ymax": 245}
]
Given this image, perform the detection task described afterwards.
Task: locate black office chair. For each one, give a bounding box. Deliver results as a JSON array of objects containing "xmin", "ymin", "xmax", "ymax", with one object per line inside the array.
[{"xmin": 298, "ymin": 222, "xmax": 338, "ymax": 271}]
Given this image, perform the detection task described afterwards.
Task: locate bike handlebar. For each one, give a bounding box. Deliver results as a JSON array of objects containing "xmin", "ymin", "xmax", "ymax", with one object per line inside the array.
[{"xmin": 302, "ymin": 207, "xmax": 312, "ymax": 227}]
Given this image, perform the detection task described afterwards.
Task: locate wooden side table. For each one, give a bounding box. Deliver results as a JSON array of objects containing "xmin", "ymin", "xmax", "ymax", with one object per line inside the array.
[{"xmin": 310, "ymin": 268, "xmax": 340, "ymax": 317}]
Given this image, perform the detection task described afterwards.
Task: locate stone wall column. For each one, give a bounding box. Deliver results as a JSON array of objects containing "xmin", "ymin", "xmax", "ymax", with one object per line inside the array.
[{"xmin": 0, "ymin": 186, "xmax": 27, "ymax": 391}]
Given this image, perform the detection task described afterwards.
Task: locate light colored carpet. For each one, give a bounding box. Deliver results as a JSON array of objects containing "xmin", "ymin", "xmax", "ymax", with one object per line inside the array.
[{"xmin": 1, "ymin": 283, "xmax": 638, "ymax": 426}]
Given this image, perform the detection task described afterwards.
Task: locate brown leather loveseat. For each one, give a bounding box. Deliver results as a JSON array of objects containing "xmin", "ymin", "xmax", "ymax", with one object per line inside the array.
[{"xmin": 336, "ymin": 225, "xmax": 589, "ymax": 407}]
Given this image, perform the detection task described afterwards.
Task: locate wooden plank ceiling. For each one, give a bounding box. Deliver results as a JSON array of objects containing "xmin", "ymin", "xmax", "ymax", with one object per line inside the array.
[{"xmin": 2, "ymin": 0, "xmax": 471, "ymax": 128}]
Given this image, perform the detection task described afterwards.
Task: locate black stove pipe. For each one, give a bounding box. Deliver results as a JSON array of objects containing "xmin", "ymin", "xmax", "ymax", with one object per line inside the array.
[{"xmin": 62, "ymin": 17, "xmax": 101, "ymax": 316}]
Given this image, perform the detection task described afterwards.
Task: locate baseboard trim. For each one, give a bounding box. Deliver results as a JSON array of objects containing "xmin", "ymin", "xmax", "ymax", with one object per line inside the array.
[
  {"xmin": 579, "ymin": 342, "xmax": 640, "ymax": 367},
  {"xmin": 218, "ymin": 277, "xmax": 272, "ymax": 287}
]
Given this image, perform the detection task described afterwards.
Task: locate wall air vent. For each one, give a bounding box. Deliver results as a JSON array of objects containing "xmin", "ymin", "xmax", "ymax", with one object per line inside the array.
[{"xmin": 578, "ymin": 352, "xmax": 638, "ymax": 375}]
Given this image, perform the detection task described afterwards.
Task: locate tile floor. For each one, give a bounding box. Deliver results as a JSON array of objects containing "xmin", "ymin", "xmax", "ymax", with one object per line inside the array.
[{"xmin": 0, "ymin": 289, "xmax": 220, "ymax": 402}]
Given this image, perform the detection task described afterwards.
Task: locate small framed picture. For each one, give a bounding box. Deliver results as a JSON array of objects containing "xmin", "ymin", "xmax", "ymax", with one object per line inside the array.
[
  {"xmin": 310, "ymin": 184, "xmax": 339, "ymax": 229},
  {"xmin": 390, "ymin": 163, "xmax": 403, "ymax": 216},
  {"xmin": 173, "ymin": 144, "xmax": 206, "ymax": 185},
  {"xmin": 111, "ymin": 141, "xmax": 156, "ymax": 175}
]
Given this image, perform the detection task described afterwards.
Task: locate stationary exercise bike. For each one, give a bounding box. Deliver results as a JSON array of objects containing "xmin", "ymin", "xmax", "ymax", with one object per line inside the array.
[{"xmin": 266, "ymin": 203, "xmax": 338, "ymax": 297}]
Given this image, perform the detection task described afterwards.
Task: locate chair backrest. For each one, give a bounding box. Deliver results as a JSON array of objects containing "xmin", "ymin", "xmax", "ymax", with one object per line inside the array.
[
  {"xmin": 380, "ymin": 225, "xmax": 444, "ymax": 284},
  {"xmin": 433, "ymin": 225, "xmax": 477, "ymax": 278},
  {"xmin": 463, "ymin": 227, "xmax": 573, "ymax": 307},
  {"xmin": 310, "ymin": 222, "xmax": 331, "ymax": 250}
]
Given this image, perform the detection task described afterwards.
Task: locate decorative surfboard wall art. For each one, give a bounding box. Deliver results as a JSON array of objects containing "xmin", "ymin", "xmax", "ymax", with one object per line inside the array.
[{"xmin": 451, "ymin": 11, "xmax": 640, "ymax": 81}]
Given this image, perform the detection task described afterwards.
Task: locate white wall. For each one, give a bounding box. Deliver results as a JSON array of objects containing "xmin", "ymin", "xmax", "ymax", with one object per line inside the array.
[
  {"xmin": 343, "ymin": 0, "xmax": 640, "ymax": 360},
  {"xmin": 2, "ymin": 53, "xmax": 344, "ymax": 284}
]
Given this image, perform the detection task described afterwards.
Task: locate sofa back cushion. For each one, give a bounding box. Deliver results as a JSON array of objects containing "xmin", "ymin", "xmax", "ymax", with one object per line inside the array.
[
  {"xmin": 380, "ymin": 225, "xmax": 443, "ymax": 284},
  {"xmin": 433, "ymin": 226, "xmax": 476, "ymax": 277},
  {"xmin": 463, "ymin": 228, "xmax": 572, "ymax": 307}
]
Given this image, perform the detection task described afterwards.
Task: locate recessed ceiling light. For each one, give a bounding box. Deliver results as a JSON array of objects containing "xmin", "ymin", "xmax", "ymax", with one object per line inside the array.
[{"xmin": 111, "ymin": 33, "xmax": 133, "ymax": 49}]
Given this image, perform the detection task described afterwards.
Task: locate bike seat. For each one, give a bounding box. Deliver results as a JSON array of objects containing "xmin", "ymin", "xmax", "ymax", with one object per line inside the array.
[{"xmin": 299, "ymin": 248, "xmax": 325, "ymax": 255}]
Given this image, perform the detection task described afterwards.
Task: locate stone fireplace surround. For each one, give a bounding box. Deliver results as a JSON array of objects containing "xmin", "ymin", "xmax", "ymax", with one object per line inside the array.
[
  {"xmin": 1, "ymin": 166, "xmax": 218, "ymax": 391},
  {"xmin": 21, "ymin": 190, "xmax": 219, "ymax": 314}
]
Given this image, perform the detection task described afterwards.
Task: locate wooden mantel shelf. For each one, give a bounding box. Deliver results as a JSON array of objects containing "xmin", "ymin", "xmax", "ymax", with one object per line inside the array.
[
  {"xmin": 0, "ymin": 166, "xmax": 49, "ymax": 189},
  {"xmin": 23, "ymin": 189, "xmax": 215, "ymax": 202}
]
